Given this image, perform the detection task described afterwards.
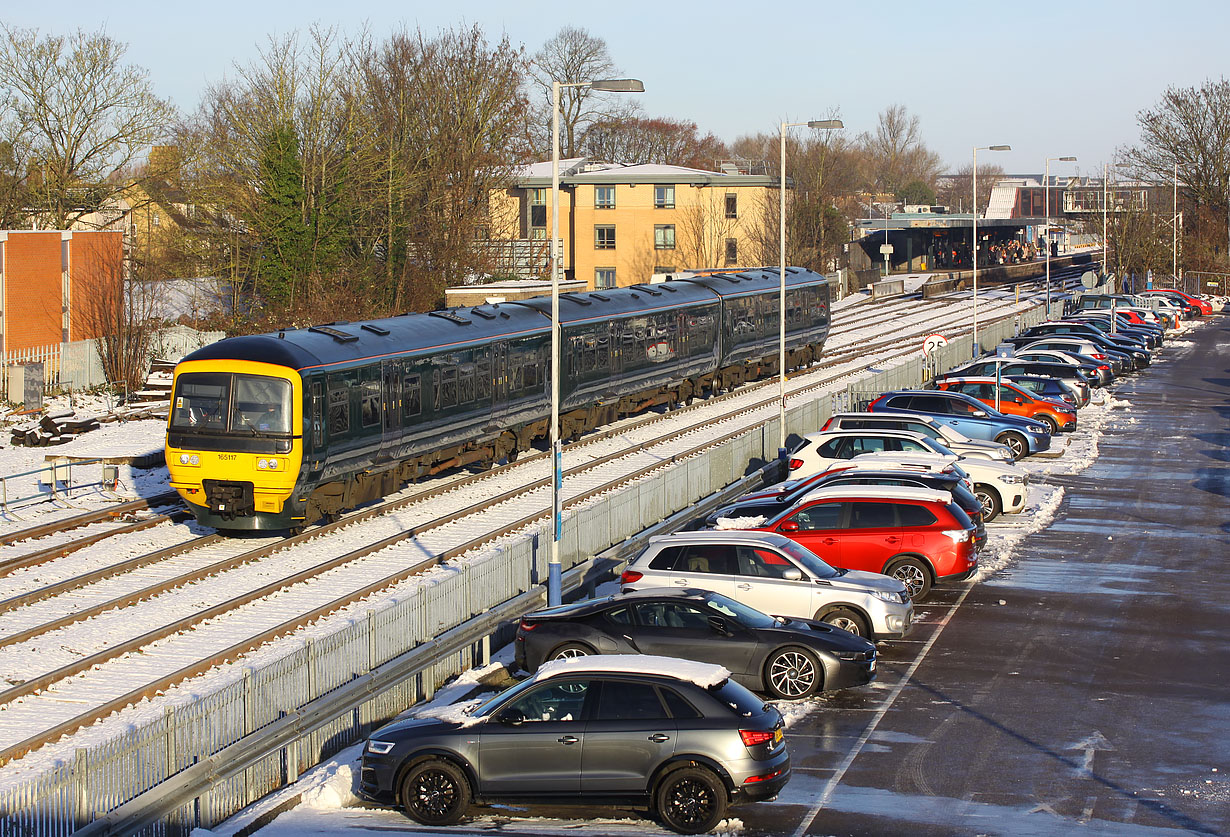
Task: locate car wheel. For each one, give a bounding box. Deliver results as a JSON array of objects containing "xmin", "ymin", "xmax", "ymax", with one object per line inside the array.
[
  {"xmin": 885, "ymin": 557, "xmax": 932, "ymax": 601},
  {"xmin": 820, "ymin": 607, "xmax": 870, "ymax": 638},
  {"xmin": 764, "ymin": 646, "xmax": 822, "ymax": 699},
  {"xmin": 400, "ymin": 758, "xmax": 471, "ymax": 826},
  {"xmin": 1036, "ymin": 414, "xmax": 1059, "ymax": 434},
  {"xmin": 994, "ymin": 431, "xmax": 1028, "ymax": 459},
  {"xmin": 974, "ymin": 484, "xmax": 1002, "ymax": 522},
  {"xmin": 549, "ymin": 642, "xmax": 593, "ymax": 661},
  {"xmin": 654, "ymin": 766, "xmax": 727, "ymax": 834}
]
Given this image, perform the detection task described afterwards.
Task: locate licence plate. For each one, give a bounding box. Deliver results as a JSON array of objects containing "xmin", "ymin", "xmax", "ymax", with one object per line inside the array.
[{"xmin": 773, "ymin": 727, "xmax": 783, "ymax": 744}]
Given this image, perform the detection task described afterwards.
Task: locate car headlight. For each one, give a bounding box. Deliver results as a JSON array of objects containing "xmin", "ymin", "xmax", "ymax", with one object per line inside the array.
[
  {"xmin": 871, "ymin": 589, "xmax": 899, "ymax": 603},
  {"xmin": 1000, "ymin": 474, "xmax": 1025, "ymax": 484},
  {"xmin": 1027, "ymin": 426, "xmax": 1047, "ymax": 436},
  {"xmin": 366, "ymin": 740, "xmax": 396, "ymax": 755}
]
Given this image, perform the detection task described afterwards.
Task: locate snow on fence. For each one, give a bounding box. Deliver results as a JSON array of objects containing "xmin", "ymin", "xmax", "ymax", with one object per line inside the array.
[{"xmin": 2, "ymin": 327, "xmax": 224, "ymax": 400}]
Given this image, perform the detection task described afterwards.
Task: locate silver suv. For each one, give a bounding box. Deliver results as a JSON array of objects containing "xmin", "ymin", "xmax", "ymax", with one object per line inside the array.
[
  {"xmin": 361, "ymin": 655, "xmax": 789, "ymax": 834},
  {"xmin": 621, "ymin": 530, "xmax": 912, "ymax": 640}
]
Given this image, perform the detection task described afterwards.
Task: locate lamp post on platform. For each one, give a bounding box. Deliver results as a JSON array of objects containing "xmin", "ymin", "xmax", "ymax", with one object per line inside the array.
[
  {"xmin": 549, "ymin": 77, "xmax": 643, "ymax": 607},
  {"xmin": 1044, "ymin": 155, "xmax": 1076, "ymax": 316},
  {"xmin": 972, "ymin": 144, "xmax": 1010, "ymax": 356},
  {"xmin": 778, "ymin": 118, "xmax": 842, "ymax": 458}
]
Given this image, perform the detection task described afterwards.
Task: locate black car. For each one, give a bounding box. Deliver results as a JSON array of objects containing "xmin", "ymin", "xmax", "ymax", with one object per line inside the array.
[
  {"xmin": 944, "ymin": 359, "xmax": 1092, "ymax": 406},
  {"xmin": 361, "ymin": 655, "xmax": 790, "ymax": 834},
  {"xmin": 515, "ymin": 588, "xmax": 877, "ymax": 699},
  {"xmin": 702, "ymin": 467, "xmax": 987, "ymax": 549},
  {"xmin": 1023, "ymin": 323, "xmax": 1151, "ymax": 369}
]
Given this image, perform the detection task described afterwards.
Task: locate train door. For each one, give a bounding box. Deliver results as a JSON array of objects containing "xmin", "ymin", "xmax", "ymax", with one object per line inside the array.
[
  {"xmin": 491, "ymin": 342, "xmax": 508, "ymax": 408},
  {"xmin": 382, "ymin": 360, "xmax": 403, "ymax": 438}
]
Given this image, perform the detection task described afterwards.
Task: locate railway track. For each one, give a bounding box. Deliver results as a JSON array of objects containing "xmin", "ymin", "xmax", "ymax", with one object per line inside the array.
[{"xmin": 0, "ymin": 280, "xmax": 1051, "ymax": 768}]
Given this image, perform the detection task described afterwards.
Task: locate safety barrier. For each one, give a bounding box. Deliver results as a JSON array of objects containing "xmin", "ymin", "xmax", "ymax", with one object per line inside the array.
[
  {"xmin": 0, "ymin": 459, "xmax": 119, "ymax": 516},
  {"xmin": 0, "ymin": 303, "xmax": 1040, "ymax": 836}
]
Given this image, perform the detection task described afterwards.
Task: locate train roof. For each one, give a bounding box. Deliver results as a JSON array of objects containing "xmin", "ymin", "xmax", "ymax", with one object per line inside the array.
[
  {"xmin": 674, "ymin": 267, "xmax": 829, "ymax": 297},
  {"xmin": 179, "ymin": 302, "xmax": 550, "ymax": 372},
  {"xmin": 511, "ymin": 279, "xmax": 718, "ymax": 322}
]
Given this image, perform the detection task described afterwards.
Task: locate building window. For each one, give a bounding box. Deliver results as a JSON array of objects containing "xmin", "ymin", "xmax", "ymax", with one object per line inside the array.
[
  {"xmin": 654, "ymin": 184, "xmax": 675, "ymax": 208},
  {"xmin": 529, "ymin": 188, "xmax": 546, "ymax": 205},
  {"xmin": 725, "ymin": 193, "xmax": 738, "ymax": 219},
  {"xmin": 595, "ymin": 267, "xmax": 616, "ymax": 289},
  {"xmin": 595, "ymin": 225, "xmax": 616, "ymax": 249},
  {"xmin": 654, "ymin": 224, "xmax": 676, "ymax": 250},
  {"xmin": 725, "ymin": 238, "xmax": 738, "ymax": 264},
  {"xmin": 654, "ymin": 265, "xmax": 676, "ymax": 274},
  {"xmin": 529, "ymin": 187, "xmax": 546, "ymax": 230},
  {"xmin": 595, "ymin": 185, "xmax": 615, "ymax": 209}
]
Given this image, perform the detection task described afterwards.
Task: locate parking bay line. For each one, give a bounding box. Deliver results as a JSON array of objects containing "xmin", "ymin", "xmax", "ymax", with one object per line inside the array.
[{"xmin": 790, "ymin": 583, "xmax": 975, "ymax": 837}]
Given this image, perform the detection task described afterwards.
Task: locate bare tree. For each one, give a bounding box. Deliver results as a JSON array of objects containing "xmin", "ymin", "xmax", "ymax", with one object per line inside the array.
[
  {"xmin": 938, "ymin": 162, "xmax": 1005, "ymax": 212},
  {"xmin": 678, "ymin": 191, "xmax": 739, "ymax": 269},
  {"xmin": 581, "ymin": 116, "xmax": 728, "ymax": 167},
  {"xmin": 528, "ymin": 27, "xmax": 639, "ymax": 158},
  {"xmin": 858, "ymin": 104, "xmax": 943, "ymax": 197},
  {"xmin": 0, "ymin": 24, "xmax": 176, "ymax": 229}
]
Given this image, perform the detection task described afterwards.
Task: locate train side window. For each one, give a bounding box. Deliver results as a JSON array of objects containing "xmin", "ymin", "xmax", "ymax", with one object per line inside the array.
[
  {"xmin": 328, "ymin": 386, "xmax": 350, "ymax": 436},
  {"xmin": 436, "ymin": 367, "xmax": 458, "ymax": 409},
  {"xmin": 459, "ymin": 364, "xmax": 476, "ymax": 404},
  {"xmin": 360, "ymin": 380, "xmax": 381, "ymax": 427},
  {"xmin": 476, "ymin": 353, "xmax": 492, "ymax": 400},
  {"xmin": 403, "ymin": 374, "xmax": 422, "ymax": 417}
]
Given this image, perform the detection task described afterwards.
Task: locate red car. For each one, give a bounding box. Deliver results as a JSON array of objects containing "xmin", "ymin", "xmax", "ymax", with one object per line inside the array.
[
  {"xmin": 1140, "ymin": 289, "xmax": 1212, "ymax": 316},
  {"xmin": 748, "ymin": 484, "xmax": 977, "ymax": 601}
]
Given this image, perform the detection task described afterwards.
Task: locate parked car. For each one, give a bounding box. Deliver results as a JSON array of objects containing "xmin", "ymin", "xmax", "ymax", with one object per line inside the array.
[
  {"xmin": 1003, "ymin": 374, "xmax": 1080, "ymax": 408},
  {"xmin": 787, "ymin": 428, "xmax": 966, "ymax": 476},
  {"xmin": 515, "ymin": 587, "xmax": 878, "ymax": 698},
  {"xmin": 932, "ymin": 377, "xmax": 1077, "ymax": 433},
  {"xmin": 744, "ymin": 484, "xmax": 978, "ymax": 601},
  {"xmin": 620, "ymin": 530, "xmax": 913, "ymax": 640},
  {"xmin": 866, "ymin": 389, "xmax": 1052, "ymax": 458},
  {"xmin": 1022, "ymin": 322, "xmax": 1151, "ymax": 369},
  {"xmin": 818, "ymin": 411, "xmax": 1015, "ymax": 462},
  {"xmin": 1140, "ymin": 288, "xmax": 1211, "ymax": 315},
  {"xmin": 943, "ymin": 358, "xmax": 1092, "ymax": 406},
  {"xmin": 702, "ymin": 462, "xmax": 987, "ymax": 549},
  {"xmin": 361, "ymin": 655, "xmax": 790, "ymax": 834},
  {"xmin": 846, "ymin": 450, "xmax": 1029, "ymax": 521},
  {"xmin": 1013, "ymin": 345, "xmax": 1116, "ymax": 385},
  {"xmin": 1066, "ymin": 312, "xmax": 1162, "ymax": 347}
]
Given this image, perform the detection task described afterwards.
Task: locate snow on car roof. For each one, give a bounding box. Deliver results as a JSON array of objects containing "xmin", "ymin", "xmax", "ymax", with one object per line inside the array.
[
  {"xmin": 835, "ymin": 451, "xmax": 956, "ymax": 469},
  {"xmin": 536, "ymin": 654, "xmax": 732, "ymax": 689},
  {"xmin": 800, "ymin": 484, "xmax": 951, "ymax": 504}
]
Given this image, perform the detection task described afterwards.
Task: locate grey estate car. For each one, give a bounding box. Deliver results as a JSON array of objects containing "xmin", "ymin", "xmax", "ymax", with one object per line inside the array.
[{"xmin": 361, "ymin": 655, "xmax": 790, "ymax": 834}]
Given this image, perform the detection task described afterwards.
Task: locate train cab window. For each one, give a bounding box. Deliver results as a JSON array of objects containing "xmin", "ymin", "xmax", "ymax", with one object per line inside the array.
[
  {"xmin": 403, "ymin": 374, "xmax": 422, "ymax": 417},
  {"xmin": 328, "ymin": 386, "xmax": 350, "ymax": 436},
  {"xmin": 231, "ymin": 376, "xmax": 292, "ymax": 434},
  {"xmin": 360, "ymin": 380, "xmax": 381, "ymax": 427},
  {"xmin": 171, "ymin": 373, "xmax": 230, "ymax": 430}
]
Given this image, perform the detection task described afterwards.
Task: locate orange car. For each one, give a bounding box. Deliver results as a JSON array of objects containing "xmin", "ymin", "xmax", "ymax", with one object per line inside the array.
[{"xmin": 933, "ymin": 377, "xmax": 1076, "ymax": 434}]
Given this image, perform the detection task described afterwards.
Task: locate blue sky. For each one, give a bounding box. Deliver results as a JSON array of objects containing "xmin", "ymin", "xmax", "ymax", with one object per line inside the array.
[{"xmin": 11, "ymin": 0, "xmax": 1227, "ymax": 175}]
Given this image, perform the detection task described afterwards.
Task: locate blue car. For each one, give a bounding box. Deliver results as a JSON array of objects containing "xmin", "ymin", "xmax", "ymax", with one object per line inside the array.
[{"xmin": 866, "ymin": 389, "xmax": 1051, "ymax": 459}]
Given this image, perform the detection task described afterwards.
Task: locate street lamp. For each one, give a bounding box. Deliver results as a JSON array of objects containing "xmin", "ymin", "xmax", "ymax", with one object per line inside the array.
[
  {"xmin": 778, "ymin": 118, "xmax": 843, "ymax": 458},
  {"xmin": 549, "ymin": 77, "xmax": 643, "ymax": 606},
  {"xmin": 1044, "ymin": 155, "xmax": 1076, "ymax": 315},
  {"xmin": 972, "ymin": 144, "xmax": 1010, "ymax": 356}
]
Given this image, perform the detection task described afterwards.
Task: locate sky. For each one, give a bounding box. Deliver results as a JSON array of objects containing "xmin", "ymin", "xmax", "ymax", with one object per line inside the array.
[{"xmin": 7, "ymin": 0, "xmax": 1228, "ymax": 176}]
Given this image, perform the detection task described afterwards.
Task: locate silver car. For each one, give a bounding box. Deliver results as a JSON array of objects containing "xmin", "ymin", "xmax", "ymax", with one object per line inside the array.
[
  {"xmin": 820, "ymin": 411, "xmax": 1015, "ymax": 462},
  {"xmin": 361, "ymin": 655, "xmax": 790, "ymax": 834},
  {"xmin": 621, "ymin": 530, "xmax": 913, "ymax": 640}
]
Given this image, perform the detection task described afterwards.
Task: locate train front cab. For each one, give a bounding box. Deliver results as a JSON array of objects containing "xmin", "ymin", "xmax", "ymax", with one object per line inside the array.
[{"xmin": 165, "ymin": 359, "xmax": 305, "ymax": 530}]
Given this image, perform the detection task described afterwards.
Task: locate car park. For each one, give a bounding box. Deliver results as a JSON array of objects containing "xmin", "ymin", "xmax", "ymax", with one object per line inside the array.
[
  {"xmin": 361, "ymin": 655, "xmax": 790, "ymax": 834},
  {"xmin": 1013, "ymin": 344, "xmax": 1116, "ymax": 385},
  {"xmin": 1022, "ymin": 322, "xmax": 1151, "ymax": 369},
  {"xmin": 702, "ymin": 462, "xmax": 987, "ymax": 548},
  {"xmin": 866, "ymin": 389, "xmax": 1052, "ymax": 458},
  {"xmin": 744, "ymin": 484, "xmax": 978, "ymax": 601},
  {"xmin": 1066, "ymin": 312, "xmax": 1162, "ymax": 348},
  {"xmin": 620, "ymin": 530, "xmax": 914, "ymax": 640},
  {"xmin": 932, "ymin": 377, "xmax": 1077, "ymax": 433},
  {"xmin": 818, "ymin": 411, "xmax": 1016, "ymax": 462},
  {"xmin": 515, "ymin": 587, "xmax": 878, "ymax": 697},
  {"xmin": 1140, "ymin": 288, "xmax": 1211, "ymax": 315}
]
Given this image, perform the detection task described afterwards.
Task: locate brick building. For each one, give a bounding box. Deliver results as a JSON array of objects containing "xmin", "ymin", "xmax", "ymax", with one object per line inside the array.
[{"xmin": 0, "ymin": 230, "xmax": 124, "ymax": 355}]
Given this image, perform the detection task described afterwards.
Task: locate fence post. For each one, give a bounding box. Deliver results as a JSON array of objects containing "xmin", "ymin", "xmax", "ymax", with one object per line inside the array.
[{"xmin": 73, "ymin": 748, "xmax": 90, "ymax": 827}]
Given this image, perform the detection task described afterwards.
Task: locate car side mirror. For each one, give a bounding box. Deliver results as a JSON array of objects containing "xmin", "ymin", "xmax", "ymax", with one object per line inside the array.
[
  {"xmin": 779, "ymin": 521, "xmax": 800, "ymax": 533},
  {"xmin": 495, "ymin": 709, "xmax": 526, "ymax": 726},
  {"xmin": 781, "ymin": 567, "xmax": 803, "ymax": 581},
  {"xmin": 1014, "ymin": 398, "xmax": 1024, "ymax": 404},
  {"xmin": 972, "ymin": 410, "xmax": 987, "ymax": 417},
  {"xmin": 708, "ymin": 615, "xmax": 733, "ymax": 636}
]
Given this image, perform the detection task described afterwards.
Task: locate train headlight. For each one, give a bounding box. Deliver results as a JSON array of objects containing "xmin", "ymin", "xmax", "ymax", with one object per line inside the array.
[
  {"xmin": 267, "ymin": 459, "xmax": 279, "ymax": 470},
  {"xmin": 178, "ymin": 453, "xmax": 200, "ymax": 466},
  {"xmin": 257, "ymin": 458, "xmax": 269, "ymax": 470},
  {"xmin": 256, "ymin": 458, "xmax": 282, "ymax": 471}
]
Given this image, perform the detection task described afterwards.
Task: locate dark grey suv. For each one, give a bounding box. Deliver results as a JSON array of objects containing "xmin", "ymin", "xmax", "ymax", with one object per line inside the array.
[{"xmin": 360, "ymin": 655, "xmax": 790, "ymax": 834}]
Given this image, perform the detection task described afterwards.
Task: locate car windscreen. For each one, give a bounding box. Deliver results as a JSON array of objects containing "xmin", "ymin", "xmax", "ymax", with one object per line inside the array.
[
  {"xmin": 171, "ymin": 372, "xmax": 292, "ymax": 436},
  {"xmin": 702, "ymin": 593, "xmax": 775, "ymax": 629},
  {"xmin": 777, "ymin": 539, "xmax": 840, "ymax": 579}
]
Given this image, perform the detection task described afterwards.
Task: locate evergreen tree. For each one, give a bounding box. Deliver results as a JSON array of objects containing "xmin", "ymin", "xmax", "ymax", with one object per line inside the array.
[{"xmin": 255, "ymin": 123, "xmax": 310, "ymax": 308}]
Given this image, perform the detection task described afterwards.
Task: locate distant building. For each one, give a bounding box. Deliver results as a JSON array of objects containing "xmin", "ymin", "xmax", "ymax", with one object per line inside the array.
[{"xmin": 485, "ymin": 158, "xmax": 777, "ymax": 290}]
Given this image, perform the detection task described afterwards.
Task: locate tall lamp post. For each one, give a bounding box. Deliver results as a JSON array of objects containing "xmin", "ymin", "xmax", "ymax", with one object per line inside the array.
[
  {"xmin": 1044, "ymin": 155, "xmax": 1076, "ymax": 316},
  {"xmin": 972, "ymin": 144, "xmax": 1010, "ymax": 356},
  {"xmin": 778, "ymin": 118, "xmax": 842, "ymax": 458},
  {"xmin": 549, "ymin": 77, "xmax": 643, "ymax": 606}
]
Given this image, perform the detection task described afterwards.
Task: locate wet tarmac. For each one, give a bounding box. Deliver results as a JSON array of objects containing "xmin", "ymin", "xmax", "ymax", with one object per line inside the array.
[{"xmin": 737, "ymin": 315, "xmax": 1230, "ymax": 836}]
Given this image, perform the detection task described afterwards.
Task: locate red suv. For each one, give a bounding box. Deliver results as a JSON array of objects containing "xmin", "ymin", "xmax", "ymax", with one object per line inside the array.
[
  {"xmin": 748, "ymin": 485, "xmax": 977, "ymax": 601},
  {"xmin": 1140, "ymin": 289, "xmax": 1212, "ymax": 316}
]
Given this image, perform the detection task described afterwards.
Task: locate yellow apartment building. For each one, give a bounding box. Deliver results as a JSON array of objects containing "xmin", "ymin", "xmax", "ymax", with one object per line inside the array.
[{"xmin": 488, "ymin": 159, "xmax": 778, "ymax": 290}]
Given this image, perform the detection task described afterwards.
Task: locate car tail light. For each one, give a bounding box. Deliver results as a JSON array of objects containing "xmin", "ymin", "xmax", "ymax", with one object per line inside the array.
[
  {"xmin": 1098, "ymin": 364, "xmax": 1110, "ymax": 371},
  {"xmin": 744, "ymin": 767, "xmax": 786, "ymax": 784},
  {"xmin": 620, "ymin": 569, "xmax": 643, "ymax": 584},
  {"xmin": 788, "ymin": 458, "xmax": 804, "ymax": 470},
  {"xmin": 820, "ymin": 417, "xmax": 834, "ymax": 431},
  {"xmin": 518, "ymin": 618, "xmax": 540, "ymax": 631},
  {"xmin": 739, "ymin": 729, "xmax": 776, "ymax": 747},
  {"xmin": 942, "ymin": 528, "xmax": 971, "ymax": 543}
]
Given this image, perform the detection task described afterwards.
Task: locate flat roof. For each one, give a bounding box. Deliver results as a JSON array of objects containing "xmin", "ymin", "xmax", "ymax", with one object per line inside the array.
[{"xmin": 855, "ymin": 215, "xmax": 1047, "ymax": 232}]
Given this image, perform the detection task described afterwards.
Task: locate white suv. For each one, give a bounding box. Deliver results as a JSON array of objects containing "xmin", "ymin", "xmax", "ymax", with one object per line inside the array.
[
  {"xmin": 620, "ymin": 530, "xmax": 913, "ymax": 641},
  {"xmin": 789, "ymin": 431, "xmax": 1028, "ymax": 521}
]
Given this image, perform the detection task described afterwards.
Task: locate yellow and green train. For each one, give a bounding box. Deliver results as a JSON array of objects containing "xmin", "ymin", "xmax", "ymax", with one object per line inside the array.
[{"xmin": 166, "ymin": 268, "xmax": 832, "ymax": 532}]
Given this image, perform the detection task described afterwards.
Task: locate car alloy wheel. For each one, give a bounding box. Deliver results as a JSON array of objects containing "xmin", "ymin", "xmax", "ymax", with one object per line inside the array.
[
  {"xmin": 821, "ymin": 607, "xmax": 869, "ymax": 637},
  {"xmin": 974, "ymin": 484, "xmax": 1002, "ymax": 522},
  {"xmin": 655, "ymin": 766, "xmax": 725, "ymax": 834},
  {"xmin": 766, "ymin": 648, "xmax": 819, "ymax": 699},
  {"xmin": 886, "ymin": 557, "xmax": 932, "ymax": 601},
  {"xmin": 401, "ymin": 759, "xmax": 470, "ymax": 826},
  {"xmin": 996, "ymin": 431, "xmax": 1027, "ymax": 459},
  {"xmin": 550, "ymin": 642, "xmax": 592, "ymax": 660}
]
